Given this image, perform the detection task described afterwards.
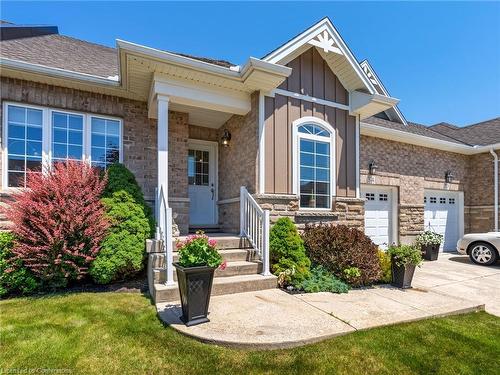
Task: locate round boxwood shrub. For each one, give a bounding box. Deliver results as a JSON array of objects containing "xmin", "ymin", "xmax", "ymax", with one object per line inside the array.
[
  {"xmin": 90, "ymin": 164, "xmax": 152, "ymax": 284},
  {"xmin": 302, "ymin": 224, "xmax": 381, "ymax": 287},
  {"xmin": 270, "ymin": 217, "xmax": 310, "ymax": 287}
]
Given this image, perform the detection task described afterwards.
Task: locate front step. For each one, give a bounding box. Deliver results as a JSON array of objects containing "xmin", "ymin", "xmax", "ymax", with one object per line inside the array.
[
  {"xmin": 173, "ymin": 234, "xmax": 252, "ymax": 250},
  {"xmin": 153, "ymin": 274, "xmax": 278, "ymax": 303},
  {"xmin": 153, "ymin": 260, "xmax": 263, "ymax": 283}
]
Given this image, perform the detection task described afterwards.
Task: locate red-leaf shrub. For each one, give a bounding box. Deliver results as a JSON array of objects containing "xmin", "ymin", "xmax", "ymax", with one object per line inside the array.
[
  {"xmin": 6, "ymin": 161, "xmax": 109, "ymax": 288},
  {"xmin": 302, "ymin": 224, "xmax": 381, "ymax": 287}
]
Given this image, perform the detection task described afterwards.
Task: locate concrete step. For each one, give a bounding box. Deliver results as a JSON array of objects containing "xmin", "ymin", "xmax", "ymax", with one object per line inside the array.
[
  {"xmin": 150, "ymin": 249, "xmax": 253, "ymax": 269},
  {"xmin": 173, "ymin": 234, "xmax": 251, "ymax": 251},
  {"xmin": 153, "ymin": 260, "xmax": 263, "ymax": 283},
  {"xmin": 153, "ymin": 274, "xmax": 278, "ymax": 303}
]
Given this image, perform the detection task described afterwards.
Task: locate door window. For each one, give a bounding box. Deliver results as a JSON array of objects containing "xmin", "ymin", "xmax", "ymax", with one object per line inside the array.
[{"xmin": 188, "ymin": 149, "xmax": 209, "ymax": 186}]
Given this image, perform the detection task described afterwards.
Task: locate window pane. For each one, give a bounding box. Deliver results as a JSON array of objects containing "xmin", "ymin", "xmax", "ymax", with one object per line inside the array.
[
  {"xmin": 300, "ymin": 139, "xmax": 314, "ymax": 153},
  {"xmin": 316, "ymin": 155, "xmax": 329, "ymax": 168},
  {"xmin": 92, "ymin": 118, "xmax": 106, "ymax": 133},
  {"xmin": 27, "ymin": 126, "xmax": 42, "ymax": 141},
  {"xmin": 8, "ymin": 172, "xmax": 24, "ymax": 187},
  {"xmin": 68, "ymin": 130, "xmax": 83, "ymax": 145},
  {"xmin": 26, "ymin": 157, "xmax": 42, "ymax": 172},
  {"xmin": 300, "ymin": 195, "xmax": 314, "ymax": 208},
  {"xmin": 300, "ymin": 180, "xmax": 314, "ymax": 194},
  {"xmin": 315, "ymin": 142, "xmax": 329, "ymax": 155},
  {"xmin": 27, "ymin": 109, "xmax": 43, "ymax": 126},
  {"xmin": 26, "ymin": 141, "xmax": 42, "ymax": 157},
  {"xmin": 106, "ymin": 149, "xmax": 119, "ymax": 164},
  {"xmin": 91, "ymin": 147, "xmax": 106, "ymax": 163},
  {"xmin": 92, "ymin": 134, "xmax": 105, "ymax": 147},
  {"xmin": 316, "ymin": 168, "xmax": 329, "ymax": 182},
  {"xmin": 300, "ymin": 152, "xmax": 314, "ymax": 167},
  {"xmin": 8, "ymin": 124, "xmax": 25, "ymax": 139},
  {"xmin": 8, "ymin": 156, "xmax": 24, "ymax": 171},
  {"xmin": 68, "ymin": 145, "xmax": 83, "ymax": 160},
  {"xmin": 300, "ymin": 166, "xmax": 314, "ymax": 181},
  {"xmin": 316, "ymin": 182, "xmax": 329, "ymax": 195},
  {"xmin": 53, "ymin": 113, "xmax": 67, "ymax": 128},
  {"xmin": 8, "ymin": 139, "xmax": 25, "ymax": 155},
  {"xmin": 315, "ymin": 195, "xmax": 329, "ymax": 208},
  {"xmin": 107, "ymin": 120, "xmax": 120, "ymax": 135},
  {"xmin": 68, "ymin": 115, "xmax": 83, "ymax": 130},
  {"xmin": 8, "ymin": 106, "xmax": 25, "ymax": 123},
  {"xmin": 107, "ymin": 135, "xmax": 119, "ymax": 149},
  {"xmin": 53, "ymin": 143, "xmax": 67, "ymax": 159}
]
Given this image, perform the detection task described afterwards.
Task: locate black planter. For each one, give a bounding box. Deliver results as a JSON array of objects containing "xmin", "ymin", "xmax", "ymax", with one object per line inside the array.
[
  {"xmin": 173, "ymin": 262, "xmax": 216, "ymax": 326},
  {"xmin": 391, "ymin": 260, "xmax": 416, "ymax": 289},
  {"xmin": 421, "ymin": 244, "xmax": 440, "ymax": 261}
]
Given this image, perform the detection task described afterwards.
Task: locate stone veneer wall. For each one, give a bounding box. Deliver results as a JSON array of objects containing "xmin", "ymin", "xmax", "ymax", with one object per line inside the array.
[
  {"xmin": 255, "ymin": 194, "xmax": 365, "ymax": 231},
  {"xmin": 218, "ymin": 92, "xmax": 260, "ymax": 233}
]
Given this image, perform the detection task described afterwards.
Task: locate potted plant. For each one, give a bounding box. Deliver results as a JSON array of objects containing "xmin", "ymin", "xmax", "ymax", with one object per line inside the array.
[
  {"xmin": 415, "ymin": 231, "xmax": 443, "ymax": 261},
  {"xmin": 174, "ymin": 232, "xmax": 225, "ymax": 326},
  {"xmin": 387, "ymin": 244, "xmax": 423, "ymax": 289}
]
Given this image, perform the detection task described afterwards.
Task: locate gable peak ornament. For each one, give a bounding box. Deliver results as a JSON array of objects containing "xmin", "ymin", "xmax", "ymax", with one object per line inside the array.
[
  {"xmin": 308, "ymin": 30, "xmax": 342, "ymax": 55},
  {"xmin": 362, "ymin": 65, "xmax": 379, "ymax": 86}
]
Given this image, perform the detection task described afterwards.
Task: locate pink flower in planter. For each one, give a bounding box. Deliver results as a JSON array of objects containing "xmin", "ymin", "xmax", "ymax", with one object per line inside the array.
[
  {"xmin": 208, "ymin": 239, "xmax": 217, "ymax": 248},
  {"xmin": 219, "ymin": 260, "xmax": 227, "ymax": 271}
]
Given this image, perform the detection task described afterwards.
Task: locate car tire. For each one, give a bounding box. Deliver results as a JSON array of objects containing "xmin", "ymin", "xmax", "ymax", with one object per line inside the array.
[{"xmin": 468, "ymin": 242, "xmax": 498, "ymax": 266}]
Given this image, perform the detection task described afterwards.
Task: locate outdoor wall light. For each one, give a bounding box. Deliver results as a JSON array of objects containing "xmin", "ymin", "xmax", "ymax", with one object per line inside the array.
[
  {"xmin": 445, "ymin": 170, "xmax": 454, "ymax": 183},
  {"xmin": 368, "ymin": 160, "xmax": 378, "ymax": 175},
  {"xmin": 221, "ymin": 128, "xmax": 232, "ymax": 147}
]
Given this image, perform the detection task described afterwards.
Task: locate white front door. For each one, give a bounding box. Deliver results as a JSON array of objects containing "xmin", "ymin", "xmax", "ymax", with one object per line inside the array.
[
  {"xmin": 362, "ymin": 186, "xmax": 394, "ymax": 249},
  {"xmin": 424, "ymin": 190, "xmax": 461, "ymax": 252},
  {"xmin": 188, "ymin": 141, "xmax": 217, "ymax": 226}
]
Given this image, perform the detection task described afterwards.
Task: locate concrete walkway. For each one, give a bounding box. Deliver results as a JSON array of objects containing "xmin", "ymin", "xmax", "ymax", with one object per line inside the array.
[{"xmin": 157, "ymin": 253, "xmax": 491, "ymax": 349}]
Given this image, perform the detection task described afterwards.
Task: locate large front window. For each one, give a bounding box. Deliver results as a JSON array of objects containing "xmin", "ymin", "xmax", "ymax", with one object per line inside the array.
[
  {"xmin": 297, "ymin": 123, "xmax": 333, "ymax": 209},
  {"xmin": 4, "ymin": 103, "xmax": 122, "ymax": 187}
]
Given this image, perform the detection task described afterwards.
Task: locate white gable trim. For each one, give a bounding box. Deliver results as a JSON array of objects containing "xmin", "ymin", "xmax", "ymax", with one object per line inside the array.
[{"xmin": 263, "ymin": 17, "xmax": 376, "ymax": 95}]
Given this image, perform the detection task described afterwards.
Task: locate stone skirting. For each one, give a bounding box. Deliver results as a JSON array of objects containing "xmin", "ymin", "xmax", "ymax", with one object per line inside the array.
[
  {"xmin": 399, "ymin": 204, "xmax": 424, "ymax": 244},
  {"xmin": 254, "ymin": 194, "xmax": 364, "ymax": 230},
  {"xmin": 465, "ymin": 205, "xmax": 498, "ymax": 233},
  {"xmin": 218, "ymin": 200, "xmax": 240, "ymax": 234}
]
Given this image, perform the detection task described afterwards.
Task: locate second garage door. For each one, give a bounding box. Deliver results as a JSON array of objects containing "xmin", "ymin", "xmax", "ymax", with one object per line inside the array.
[{"xmin": 424, "ymin": 190, "xmax": 462, "ymax": 252}]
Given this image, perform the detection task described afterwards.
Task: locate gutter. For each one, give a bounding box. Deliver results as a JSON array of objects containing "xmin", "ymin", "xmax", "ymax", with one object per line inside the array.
[
  {"xmin": 490, "ymin": 149, "xmax": 499, "ymax": 232},
  {"xmin": 0, "ymin": 57, "xmax": 121, "ymax": 86}
]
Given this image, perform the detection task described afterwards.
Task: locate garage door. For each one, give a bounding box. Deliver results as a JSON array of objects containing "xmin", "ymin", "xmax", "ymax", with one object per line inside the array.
[
  {"xmin": 363, "ymin": 187, "xmax": 393, "ymax": 249},
  {"xmin": 424, "ymin": 191, "xmax": 461, "ymax": 252}
]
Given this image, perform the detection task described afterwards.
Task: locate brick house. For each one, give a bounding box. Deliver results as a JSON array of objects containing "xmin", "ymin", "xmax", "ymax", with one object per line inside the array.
[{"xmin": 0, "ymin": 18, "xmax": 498, "ymax": 297}]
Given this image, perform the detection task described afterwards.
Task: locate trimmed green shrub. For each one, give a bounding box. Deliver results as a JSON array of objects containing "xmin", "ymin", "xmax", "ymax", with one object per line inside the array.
[
  {"xmin": 90, "ymin": 191, "xmax": 150, "ymax": 284},
  {"xmin": 302, "ymin": 224, "xmax": 381, "ymax": 287},
  {"xmin": 102, "ymin": 163, "xmax": 155, "ymax": 237},
  {"xmin": 377, "ymin": 250, "xmax": 392, "ymax": 283},
  {"xmin": 297, "ymin": 265, "xmax": 349, "ymax": 294},
  {"xmin": 270, "ymin": 217, "xmax": 310, "ymax": 287},
  {"xmin": 0, "ymin": 232, "xmax": 38, "ymax": 297}
]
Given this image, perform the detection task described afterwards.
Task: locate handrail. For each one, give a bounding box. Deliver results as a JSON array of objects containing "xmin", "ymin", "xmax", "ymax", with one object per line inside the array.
[
  {"xmin": 156, "ymin": 186, "xmax": 174, "ymax": 285},
  {"xmin": 240, "ymin": 186, "xmax": 271, "ymax": 276}
]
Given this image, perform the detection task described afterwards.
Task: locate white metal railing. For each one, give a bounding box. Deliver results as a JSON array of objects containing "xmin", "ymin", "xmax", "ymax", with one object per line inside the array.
[
  {"xmin": 239, "ymin": 186, "xmax": 271, "ymax": 276},
  {"xmin": 155, "ymin": 186, "xmax": 174, "ymax": 285}
]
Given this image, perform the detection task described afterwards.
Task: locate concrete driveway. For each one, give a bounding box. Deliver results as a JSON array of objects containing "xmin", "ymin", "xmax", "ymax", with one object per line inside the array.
[{"xmin": 412, "ymin": 252, "xmax": 500, "ymax": 316}]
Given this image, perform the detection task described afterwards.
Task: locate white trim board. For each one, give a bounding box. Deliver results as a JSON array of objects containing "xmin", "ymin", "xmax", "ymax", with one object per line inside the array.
[{"xmin": 269, "ymin": 88, "xmax": 350, "ymax": 111}]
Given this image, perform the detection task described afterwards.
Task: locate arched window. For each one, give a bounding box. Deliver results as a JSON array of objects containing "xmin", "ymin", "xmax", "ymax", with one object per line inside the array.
[{"xmin": 293, "ymin": 117, "xmax": 335, "ymax": 209}]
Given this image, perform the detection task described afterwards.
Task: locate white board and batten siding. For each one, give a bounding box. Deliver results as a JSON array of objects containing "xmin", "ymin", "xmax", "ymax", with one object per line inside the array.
[
  {"xmin": 424, "ymin": 190, "xmax": 464, "ymax": 252},
  {"xmin": 362, "ymin": 185, "xmax": 397, "ymax": 249}
]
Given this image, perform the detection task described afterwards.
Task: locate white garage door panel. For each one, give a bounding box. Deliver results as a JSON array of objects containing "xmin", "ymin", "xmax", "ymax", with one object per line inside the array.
[
  {"xmin": 363, "ymin": 187, "xmax": 393, "ymax": 249},
  {"xmin": 424, "ymin": 191, "xmax": 461, "ymax": 252}
]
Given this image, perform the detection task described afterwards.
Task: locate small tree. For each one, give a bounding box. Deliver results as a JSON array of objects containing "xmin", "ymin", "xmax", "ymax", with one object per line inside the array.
[
  {"xmin": 6, "ymin": 161, "xmax": 109, "ymax": 289},
  {"xmin": 270, "ymin": 217, "xmax": 310, "ymax": 287}
]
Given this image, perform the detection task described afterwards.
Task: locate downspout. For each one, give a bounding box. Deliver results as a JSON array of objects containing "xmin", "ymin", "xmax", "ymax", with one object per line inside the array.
[{"xmin": 490, "ymin": 149, "xmax": 498, "ymax": 232}]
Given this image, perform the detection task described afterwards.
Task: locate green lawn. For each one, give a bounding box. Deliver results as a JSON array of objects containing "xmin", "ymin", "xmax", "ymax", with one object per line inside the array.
[{"xmin": 1, "ymin": 293, "xmax": 499, "ymax": 375}]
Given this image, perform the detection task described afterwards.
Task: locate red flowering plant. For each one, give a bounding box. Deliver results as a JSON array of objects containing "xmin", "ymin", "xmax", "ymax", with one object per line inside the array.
[
  {"xmin": 175, "ymin": 231, "xmax": 226, "ymax": 269},
  {"xmin": 5, "ymin": 161, "xmax": 110, "ymax": 289}
]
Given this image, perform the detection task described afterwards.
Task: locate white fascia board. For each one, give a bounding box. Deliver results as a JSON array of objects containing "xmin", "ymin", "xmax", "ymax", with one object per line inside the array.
[
  {"xmin": 351, "ymin": 91, "xmax": 400, "ymax": 118},
  {"xmin": 117, "ymin": 39, "xmax": 241, "ymax": 78},
  {"xmin": 0, "ymin": 58, "xmax": 121, "ymax": 86},
  {"xmin": 263, "ymin": 18, "xmax": 376, "ymax": 95},
  {"xmin": 151, "ymin": 75, "xmax": 251, "ymax": 117},
  {"xmin": 240, "ymin": 57, "xmax": 292, "ymax": 81},
  {"xmin": 359, "ymin": 122, "xmax": 498, "ymax": 155}
]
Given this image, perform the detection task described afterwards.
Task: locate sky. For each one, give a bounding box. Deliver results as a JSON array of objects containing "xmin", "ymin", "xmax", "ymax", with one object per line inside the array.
[{"xmin": 2, "ymin": 1, "xmax": 500, "ymax": 127}]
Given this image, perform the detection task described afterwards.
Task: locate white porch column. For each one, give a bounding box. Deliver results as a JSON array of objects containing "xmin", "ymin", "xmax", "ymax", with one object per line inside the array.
[
  {"xmin": 156, "ymin": 95, "xmax": 174, "ymax": 285},
  {"xmin": 157, "ymin": 95, "xmax": 170, "ymax": 205}
]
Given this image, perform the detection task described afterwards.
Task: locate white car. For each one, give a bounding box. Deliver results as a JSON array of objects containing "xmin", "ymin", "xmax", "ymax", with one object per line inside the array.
[{"xmin": 457, "ymin": 232, "xmax": 500, "ymax": 265}]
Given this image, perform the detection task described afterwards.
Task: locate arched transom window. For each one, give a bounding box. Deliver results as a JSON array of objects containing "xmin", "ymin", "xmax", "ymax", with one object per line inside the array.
[{"xmin": 294, "ymin": 119, "xmax": 335, "ymax": 209}]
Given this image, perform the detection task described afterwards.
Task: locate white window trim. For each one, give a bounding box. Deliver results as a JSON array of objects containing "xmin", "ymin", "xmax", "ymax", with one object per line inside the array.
[
  {"xmin": 2, "ymin": 101, "xmax": 123, "ymax": 189},
  {"xmin": 292, "ymin": 116, "xmax": 336, "ymax": 211}
]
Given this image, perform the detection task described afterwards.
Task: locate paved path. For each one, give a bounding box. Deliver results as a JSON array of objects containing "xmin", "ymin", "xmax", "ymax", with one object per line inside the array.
[{"xmin": 157, "ymin": 253, "xmax": 493, "ymax": 349}]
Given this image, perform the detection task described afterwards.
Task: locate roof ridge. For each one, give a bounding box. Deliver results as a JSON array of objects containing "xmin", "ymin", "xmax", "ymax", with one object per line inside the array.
[{"xmin": 462, "ymin": 116, "xmax": 500, "ymax": 129}]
